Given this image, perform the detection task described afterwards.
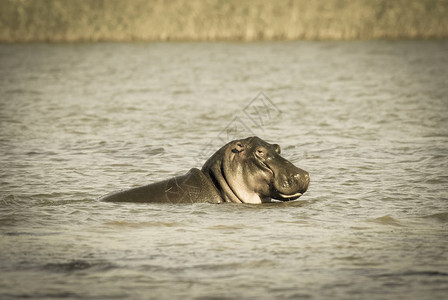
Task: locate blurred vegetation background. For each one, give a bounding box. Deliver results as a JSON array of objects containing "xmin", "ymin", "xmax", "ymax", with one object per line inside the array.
[{"xmin": 1, "ymin": 0, "xmax": 447, "ymax": 42}]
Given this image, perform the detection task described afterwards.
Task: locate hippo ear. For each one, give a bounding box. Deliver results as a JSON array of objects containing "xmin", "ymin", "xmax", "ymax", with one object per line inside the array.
[
  {"xmin": 231, "ymin": 142, "xmax": 245, "ymax": 154},
  {"xmin": 273, "ymin": 144, "xmax": 281, "ymax": 154}
]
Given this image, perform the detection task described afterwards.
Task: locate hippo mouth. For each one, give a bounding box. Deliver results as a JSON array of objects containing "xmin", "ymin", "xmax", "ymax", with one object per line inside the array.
[
  {"xmin": 277, "ymin": 192, "xmax": 303, "ymax": 200},
  {"xmin": 270, "ymin": 192, "xmax": 303, "ymax": 203}
]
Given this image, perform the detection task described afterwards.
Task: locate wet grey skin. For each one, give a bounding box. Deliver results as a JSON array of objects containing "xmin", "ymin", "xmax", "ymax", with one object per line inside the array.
[{"xmin": 100, "ymin": 137, "xmax": 310, "ymax": 204}]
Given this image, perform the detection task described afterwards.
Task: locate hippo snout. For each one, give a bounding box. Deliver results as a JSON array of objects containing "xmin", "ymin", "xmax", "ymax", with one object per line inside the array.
[
  {"xmin": 287, "ymin": 169, "xmax": 309, "ymax": 194},
  {"xmin": 272, "ymin": 166, "xmax": 310, "ymax": 201},
  {"xmin": 296, "ymin": 170, "xmax": 310, "ymax": 193}
]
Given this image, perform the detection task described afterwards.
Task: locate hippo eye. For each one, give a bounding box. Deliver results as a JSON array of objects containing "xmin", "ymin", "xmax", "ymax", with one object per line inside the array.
[{"xmin": 256, "ymin": 148, "xmax": 266, "ymax": 158}]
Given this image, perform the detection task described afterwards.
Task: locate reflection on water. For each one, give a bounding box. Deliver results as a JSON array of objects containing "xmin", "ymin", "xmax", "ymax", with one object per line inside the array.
[{"xmin": 0, "ymin": 41, "xmax": 447, "ymax": 299}]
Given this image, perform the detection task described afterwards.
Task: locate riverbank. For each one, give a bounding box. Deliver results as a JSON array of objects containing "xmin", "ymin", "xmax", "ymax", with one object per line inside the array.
[{"xmin": 1, "ymin": 0, "xmax": 447, "ymax": 42}]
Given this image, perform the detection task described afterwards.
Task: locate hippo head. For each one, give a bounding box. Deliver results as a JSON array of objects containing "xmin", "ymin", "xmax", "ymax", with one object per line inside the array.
[{"xmin": 202, "ymin": 137, "xmax": 310, "ymax": 204}]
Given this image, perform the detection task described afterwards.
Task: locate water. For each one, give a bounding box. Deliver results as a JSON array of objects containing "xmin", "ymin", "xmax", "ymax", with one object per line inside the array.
[{"xmin": 1, "ymin": 41, "xmax": 447, "ymax": 299}]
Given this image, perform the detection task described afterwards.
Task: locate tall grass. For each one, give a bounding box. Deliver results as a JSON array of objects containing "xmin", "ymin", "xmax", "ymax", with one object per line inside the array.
[{"xmin": 1, "ymin": 0, "xmax": 447, "ymax": 42}]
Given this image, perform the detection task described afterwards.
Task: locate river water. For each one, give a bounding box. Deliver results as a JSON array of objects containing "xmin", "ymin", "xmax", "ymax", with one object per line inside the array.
[{"xmin": 0, "ymin": 41, "xmax": 447, "ymax": 299}]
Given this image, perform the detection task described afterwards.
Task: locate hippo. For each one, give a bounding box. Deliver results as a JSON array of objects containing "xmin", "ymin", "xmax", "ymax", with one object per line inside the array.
[{"xmin": 99, "ymin": 137, "xmax": 309, "ymax": 204}]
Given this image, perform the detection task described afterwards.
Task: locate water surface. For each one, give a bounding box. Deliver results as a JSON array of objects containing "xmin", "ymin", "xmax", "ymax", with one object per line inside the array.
[{"xmin": 0, "ymin": 41, "xmax": 447, "ymax": 299}]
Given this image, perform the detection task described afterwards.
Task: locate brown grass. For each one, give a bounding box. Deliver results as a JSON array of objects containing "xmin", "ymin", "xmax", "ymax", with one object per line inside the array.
[{"xmin": 1, "ymin": 0, "xmax": 447, "ymax": 42}]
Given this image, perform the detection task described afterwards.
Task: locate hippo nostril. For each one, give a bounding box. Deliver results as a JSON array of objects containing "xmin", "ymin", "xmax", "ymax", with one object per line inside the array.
[
  {"xmin": 294, "ymin": 172, "xmax": 310, "ymax": 185},
  {"xmin": 303, "ymin": 173, "xmax": 310, "ymax": 186}
]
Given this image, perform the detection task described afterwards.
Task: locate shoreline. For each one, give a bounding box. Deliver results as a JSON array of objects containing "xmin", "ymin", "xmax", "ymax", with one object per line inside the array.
[{"xmin": 1, "ymin": 0, "xmax": 447, "ymax": 43}]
